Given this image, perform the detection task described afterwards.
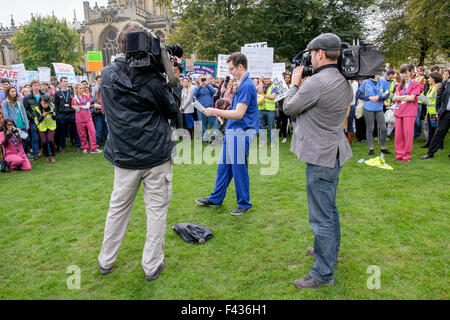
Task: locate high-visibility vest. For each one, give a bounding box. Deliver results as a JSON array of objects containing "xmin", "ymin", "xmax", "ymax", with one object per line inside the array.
[
  {"xmin": 34, "ymin": 105, "xmax": 56, "ymax": 131},
  {"xmin": 414, "ymin": 75, "xmax": 426, "ymax": 104},
  {"xmin": 261, "ymin": 85, "xmax": 276, "ymax": 111},
  {"xmin": 426, "ymin": 84, "xmax": 440, "ymax": 115},
  {"xmin": 385, "ymin": 79, "xmax": 396, "ymax": 105}
]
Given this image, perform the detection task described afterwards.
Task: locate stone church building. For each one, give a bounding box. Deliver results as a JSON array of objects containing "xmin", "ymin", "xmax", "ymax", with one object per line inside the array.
[{"xmin": 1, "ymin": 0, "xmax": 175, "ymax": 79}]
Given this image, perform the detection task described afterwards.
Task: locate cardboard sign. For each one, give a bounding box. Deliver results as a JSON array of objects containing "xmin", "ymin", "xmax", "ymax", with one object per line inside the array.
[
  {"xmin": 27, "ymin": 71, "xmax": 39, "ymax": 83},
  {"xmin": 271, "ymin": 74, "xmax": 289, "ymax": 102},
  {"xmin": 187, "ymin": 62, "xmax": 217, "ymax": 78},
  {"xmin": 12, "ymin": 64, "xmax": 28, "ymax": 86},
  {"xmin": 38, "ymin": 67, "xmax": 51, "ymax": 83},
  {"xmin": 52, "ymin": 63, "xmax": 76, "ymax": 84},
  {"xmin": 244, "ymin": 42, "xmax": 268, "ymax": 48},
  {"xmin": 240, "ymin": 47, "xmax": 274, "ymax": 78},
  {"xmin": 0, "ymin": 68, "xmax": 18, "ymax": 87},
  {"xmin": 87, "ymin": 51, "xmax": 103, "ymax": 72},
  {"xmin": 217, "ymin": 54, "xmax": 230, "ymax": 79},
  {"xmin": 272, "ymin": 63, "xmax": 286, "ymax": 78}
]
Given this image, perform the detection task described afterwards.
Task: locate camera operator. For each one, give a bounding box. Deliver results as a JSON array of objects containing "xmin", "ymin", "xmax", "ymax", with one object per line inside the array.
[
  {"xmin": 283, "ymin": 33, "xmax": 353, "ymax": 290},
  {"xmin": 97, "ymin": 21, "xmax": 181, "ymax": 281}
]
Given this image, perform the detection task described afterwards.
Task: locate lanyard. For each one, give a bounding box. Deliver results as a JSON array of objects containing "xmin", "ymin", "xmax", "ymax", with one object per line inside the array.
[
  {"xmin": 61, "ymin": 89, "xmax": 70, "ymax": 102},
  {"xmin": 76, "ymin": 95, "xmax": 86, "ymax": 105},
  {"xmin": 403, "ymin": 80, "xmax": 412, "ymax": 96},
  {"xmin": 10, "ymin": 134, "xmax": 19, "ymax": 146}
]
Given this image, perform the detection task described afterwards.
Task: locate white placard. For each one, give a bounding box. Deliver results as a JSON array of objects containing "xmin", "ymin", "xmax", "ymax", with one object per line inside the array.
[
  {"xmin": 12, "ymin": 64, "xmax": 28, "ymax": 86},
  {"xmin": 217, "ymin": 54, "xmax": 230, "ymax": 79},
  {"xmin": 38, "ymin": 67, "xmax": 51, "ymax": 83},
  {"xmin": 271, "ymin": 74, "xmax": 289, "ymax": 102},
  {"xmin": 240, "ymin": 47, "xmax": 274, "ymax": 79},
  {"xmin": 272, "ymin": 63, "xmax": 286, "ymax": 78},
  {"xmin": 52, "ymin": 62, "xmax": 76, "ymax": 84},
  {"xmin": 244, "ymin": 42, "xmax": 268, "ymax": 48}
]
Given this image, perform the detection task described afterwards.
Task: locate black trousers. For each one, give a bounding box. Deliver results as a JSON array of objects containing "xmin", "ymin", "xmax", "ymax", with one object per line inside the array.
[
  {"xmin": 277, "ymin": 109, "xmax": 289, "ymax": 138},
  {"xmin": 428, "ymin": 110, "xmax": 449, "ymax": 155},
  {"xmin": 355, "ymin": 116, "xmax": 367, "ymax": 141}
]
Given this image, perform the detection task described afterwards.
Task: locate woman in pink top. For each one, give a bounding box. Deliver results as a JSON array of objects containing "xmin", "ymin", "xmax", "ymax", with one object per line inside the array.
[
  {"xmin": 393, "ymin": 65, "xmax": 421, "ymax": 162},
  {"xmin": 72, "ymin": 83, "xmax": 102, "ymax": 154},
  {"xmin": 0, "ymin": 119, "xmax": 32, "ymax": 171}
]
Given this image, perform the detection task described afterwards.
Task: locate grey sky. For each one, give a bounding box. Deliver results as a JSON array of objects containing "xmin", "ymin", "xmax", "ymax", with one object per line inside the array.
[{"xmin": 0, "ymin": 0, "xmax": 109, "ymax": 28}]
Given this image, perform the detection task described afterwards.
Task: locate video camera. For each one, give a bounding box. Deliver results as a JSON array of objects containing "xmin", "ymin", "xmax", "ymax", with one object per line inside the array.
[
  {"xmin": 291, "ymin": 40, "xmax": 385, "ymax": 80},
  {"xmin": 126, "ymin": 28, "xmax": 183, "ymax": 87}
]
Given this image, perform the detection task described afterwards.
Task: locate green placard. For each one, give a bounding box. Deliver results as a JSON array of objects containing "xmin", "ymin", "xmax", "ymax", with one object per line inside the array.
[{"xmin": 87, "ymin": 51, "xmax": 103, "ymax": 62}]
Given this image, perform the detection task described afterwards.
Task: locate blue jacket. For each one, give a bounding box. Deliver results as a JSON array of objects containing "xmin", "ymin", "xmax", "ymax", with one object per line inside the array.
[
  {"xmin": 357, "ymin": 78, "xmax": 389, "ymax": 112},
  {"xmin": 1, "ymin": 99, "xmax": 30, "ymax": 129},
  {"xmin": 193, "ymin": 85, "xmax": 216, "ymax": 108}
]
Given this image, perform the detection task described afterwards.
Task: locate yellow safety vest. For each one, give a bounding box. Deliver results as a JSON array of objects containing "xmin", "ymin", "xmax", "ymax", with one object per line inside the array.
[
  {"xmin": 261, "ymin": 85, "xmax": 276, "ymax": 111},
  {"xmin": 426, "ymin": 84, "xmax": 440, "ymax": 115},
  {"xmin": 386, "ymin": 79, "xmax": 396, "ymax": 105},
  {"xmin": 415, "ymin": 76, "xmax": 426, "ymax": 104},
  {"xmin": 34, "ymin": 105, "xmax": 56, "ymax": 132}
]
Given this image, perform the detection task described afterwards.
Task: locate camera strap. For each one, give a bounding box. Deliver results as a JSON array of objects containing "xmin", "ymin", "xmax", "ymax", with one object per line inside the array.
[{"xmin": 313, "ymin": 64, "xmax": 339, "ymax": 75}]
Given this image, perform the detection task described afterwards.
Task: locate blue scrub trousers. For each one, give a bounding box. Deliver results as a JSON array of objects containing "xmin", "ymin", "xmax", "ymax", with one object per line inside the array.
[{"xmin": 208, "ymin": 130, "xmax": 254, "ymax": 209}]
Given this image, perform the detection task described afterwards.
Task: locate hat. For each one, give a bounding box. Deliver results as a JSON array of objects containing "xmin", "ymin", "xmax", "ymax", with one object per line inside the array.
[{"xmin": 306, "ymin": 33, "xmax": 342, "ymax": 51}]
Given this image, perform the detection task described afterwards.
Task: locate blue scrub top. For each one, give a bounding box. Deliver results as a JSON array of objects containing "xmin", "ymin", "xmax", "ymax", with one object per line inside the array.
[{"xmin": 226, "ymin": 72, "xmax": 259, "ymax": 132}]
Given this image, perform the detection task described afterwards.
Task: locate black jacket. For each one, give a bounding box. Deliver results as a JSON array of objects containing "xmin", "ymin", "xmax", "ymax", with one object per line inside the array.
[
  {"xmin": 54, "ymin": 89, "xmax": 75, "ymax": 114},
  {"xmin": 23, "ymin": 91, "xmax": 45, "ymax": 121},
  {"xmin": 436, "ymin": 79, "xmax": 449, "ymax": 117},
  {"xmin": 101, "ymin": 55, "xmax": 181, "ymax": 170}
]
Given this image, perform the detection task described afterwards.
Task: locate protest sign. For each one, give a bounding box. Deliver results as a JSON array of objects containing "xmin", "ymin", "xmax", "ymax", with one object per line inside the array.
[
  {"xmin": 186, "ymin": 62, "xmax": 217, "ymax": 78},
  {"xmin": 12, "ymin": 64, "xmax": 28, "ymax": 86},
  {"xmin": 271, "ymin": 74, "xmax": 289, "ymax": 102},
  {"xmin": 0, "ymin": 68, "xmax": 18, "ymax": 87},
  {"xmin": 240, "ymin": 47, "xmax": 274, "ymax": 78},
  {"xmin": 87, "ymin": 51, "xmax": 103, "ymax": 72},
  {"xmin": 27, "ymin": 71, "xmax": 39, "ymax": 83},
  {"xmin": 52, "ymin": 62, "xmax": 77, "ymax": 83},
  {"xmin": 272, "ymin": 63, "xmax": 286, "ymax": 78},
  {"xmin": 244, "ymin": 42, "xmax": 268, "ymax": 48},
  {"xmin": 217, "ymin": 54, "xmax": 230, "ymax": 78},
  {"xmin": 38, "ymin": 67, "xmax": 51, "ymax": 83}
]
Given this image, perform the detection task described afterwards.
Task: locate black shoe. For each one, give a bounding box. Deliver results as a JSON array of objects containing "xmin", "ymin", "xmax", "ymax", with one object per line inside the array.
[
  {"xmin": 381, "ymin": 148, "xmax": 392, "ymax": 154},
  {"xmin": 98, "ymin": 262, "xmax": 113, "ymax": 275},
  {"xmin": 368, "ymin": 149, "xmax": 374, "ymax": 156},
  {"xmin": 230, "ymin": 207, "xmax": 251, "ymax": 216},
  {"xmin": 195, "ymin": 198, "xmax": 219, "ymax": 207},
  {"xmin": 420, "ymin": 154, "xmax": 434, "ymax": 160},
  {"xmin": 145, "ymin": 262, "xmax": 165, "ymax": 281},
  {"xmin": 420, "ymin": 145, "xmax": 429, "ymax": 149}
]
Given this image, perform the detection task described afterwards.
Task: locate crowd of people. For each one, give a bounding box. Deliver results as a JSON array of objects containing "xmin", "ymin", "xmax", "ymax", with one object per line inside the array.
[{"xmin": 0, "ymin": 61, "xmax": 449, "ymax": 172}]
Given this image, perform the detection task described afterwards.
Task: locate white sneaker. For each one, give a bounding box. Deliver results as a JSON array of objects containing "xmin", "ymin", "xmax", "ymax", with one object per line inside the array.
[
  {"xmin": 282, "ymin": 138, "xmax": 287, "ymax": 143},
  {"xmin": 91, "ymin": 149, "xmax": 103, "ymax": 154},
  {"xmin": 82, "ymin": 149, "xmax": 89, "ymax": 154}
]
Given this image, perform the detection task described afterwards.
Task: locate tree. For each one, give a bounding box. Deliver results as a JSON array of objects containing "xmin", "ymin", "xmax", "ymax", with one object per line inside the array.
[
  {"xmin": 377, "ymin": 0, "xmax": 449, "ymax": 67},
  {"xmin": 13, "ymin": 16, "xmax": 84, "ymax": 73}
]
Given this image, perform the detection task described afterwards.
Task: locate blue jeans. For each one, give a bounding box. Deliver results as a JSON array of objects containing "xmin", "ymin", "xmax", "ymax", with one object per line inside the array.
[
  {"xmin": 28, "ymin": 123, "xmax": 40, "ymax": 157},
  {"xmin": 306, "ymin": 159, "xmax": 341, "ymax": 282},
  {"xmin": 93, "ymin": 115, "xmax": 108, "ymax": 147},
  {"xmin": 347, "ymin": 105, "xmax": 356, "ymax": 133},
  {"xmin": 414, "ymin": 104, "xmax": 422, "ymax": 138},
  {"xmin": 208, "ymin": 130, "xmax": 254, "ymax": 209},
  {"xmin": 197, "ymin": 109, "xmax": 217, "ymax": 140},
  {"xmin": 58, "ymin": 113, "xmax": 80, "ymax": 148},
  {"xmin": 259, "ymin": 110, "xmax": 276, "ymax": 143}
]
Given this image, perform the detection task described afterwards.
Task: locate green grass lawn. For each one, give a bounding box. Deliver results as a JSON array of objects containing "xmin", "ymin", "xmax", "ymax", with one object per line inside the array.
[{"xmin": 1, "ymin": 135, "xmax": 449, "ymax": 300}]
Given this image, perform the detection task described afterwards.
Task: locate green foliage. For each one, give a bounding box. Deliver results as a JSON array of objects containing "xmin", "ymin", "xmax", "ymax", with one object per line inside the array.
[
  {"xmin": 13, "ymin": 16, "xmax": 84, "ymax": 73},
  {"xmin": 164, "ymin": 0, "xmax": 373, "ymax": 62},
  {"xmin": 377, "ymin": 0, "xmax": 449, "ymax": 67}
]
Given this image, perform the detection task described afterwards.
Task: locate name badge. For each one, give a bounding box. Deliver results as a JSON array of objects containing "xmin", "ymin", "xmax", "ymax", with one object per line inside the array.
[{"xmin": 65, "ymin": 103, "xmax": 69, "ymax": 107}]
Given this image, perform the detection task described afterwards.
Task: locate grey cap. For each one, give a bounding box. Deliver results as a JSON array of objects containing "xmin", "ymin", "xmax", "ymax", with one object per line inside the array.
[{"xmin": 306, "ymin": 33, "xmax": 342, "ymax": 51}]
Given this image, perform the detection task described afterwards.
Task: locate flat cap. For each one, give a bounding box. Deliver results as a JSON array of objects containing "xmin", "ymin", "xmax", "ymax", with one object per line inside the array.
[{"xmin": 306, "ymin": 33, "xmax": 342, "ymax": 51}]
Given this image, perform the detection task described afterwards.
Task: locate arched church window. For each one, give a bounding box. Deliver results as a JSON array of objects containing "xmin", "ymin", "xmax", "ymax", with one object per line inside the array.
[{"xmin": 102, "ymin": 29, "xmax": 119, "ymax": 65}]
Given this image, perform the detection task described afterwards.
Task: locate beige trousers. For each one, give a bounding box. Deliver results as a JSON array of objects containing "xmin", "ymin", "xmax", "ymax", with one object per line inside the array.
[{"xmin": 98, "ymin": 160, "xmax": 173, "ymax": 276}]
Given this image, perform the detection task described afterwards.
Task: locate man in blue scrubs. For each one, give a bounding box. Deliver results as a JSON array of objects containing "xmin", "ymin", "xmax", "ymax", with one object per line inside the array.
[{"xmin": 195, "ymin": 52, "xmax": 259, "ymax": 215}]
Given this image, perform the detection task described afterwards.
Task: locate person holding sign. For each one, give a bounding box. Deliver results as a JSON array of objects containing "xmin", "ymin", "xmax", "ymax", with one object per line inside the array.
[
  {"xmin": 259, "ymin": 77, "xmax": 278, "ymax": 147},
  {"xmin": 195, "ymin": 52, "xmax": 258, "ymax": 216}
]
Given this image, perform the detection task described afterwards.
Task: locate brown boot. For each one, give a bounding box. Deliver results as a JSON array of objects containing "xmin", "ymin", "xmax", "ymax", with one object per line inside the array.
[
  {"xmin": 294, "ymin": 275, "xmax": 334, "ymax": 289},
  {"xmin": 76, "ymin": 147, "xmax": 81, "ymax": 153},
  {"xmin": 50, "ymin": 156, "xmax": 56, "ymax": 163},
  {"xmin": 61, "ymin": 148, "xmax": 66, "ymax": 154},
  {"xmin": 346, "ymin": 132, "xmax": 355, "ymax": 146}
]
